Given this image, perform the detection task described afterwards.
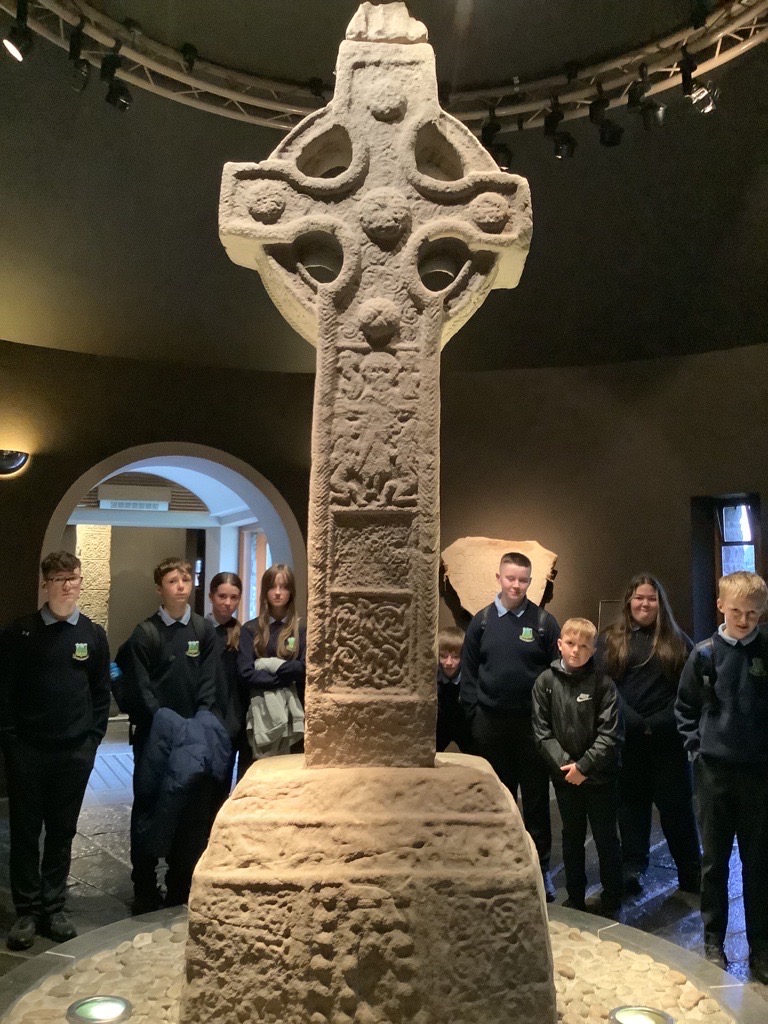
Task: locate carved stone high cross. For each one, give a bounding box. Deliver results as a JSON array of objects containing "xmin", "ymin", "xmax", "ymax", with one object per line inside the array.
[{"xmin": 220, "ymin": 1, "xmax": 531, "ymax": 769}]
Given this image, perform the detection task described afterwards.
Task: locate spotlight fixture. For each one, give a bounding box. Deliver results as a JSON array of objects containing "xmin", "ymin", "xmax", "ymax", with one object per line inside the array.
[
  {"xmin": 640, "ymin": 99, "xmax": 666, "ymax": 128},
  {"xmin": 689, "ymin": 80, "xmax": 719, "ymax": 113},
  {"xmin": 627, "ymin": 63, "xmax": 649, "ymax": 108},
  {"xmin": 554, "ymin": 131, "xmax": 576, "ymax": 159},
  {"xmin": 67, "ymin": 995, "xmax": 133, "ymax": 1023},
  {"xmin": 0, "ymin": 450, "xmax": 29, "ymax": 476},
  {"xmin": 100, "ymin": 43, "xmax": 122, "ymax": 82},
  {"xmin": 588, "ymin": 84, "xmax": 623, "ymax": 147},
  {"xmin": 105, "ymin": 79, "xmax": 132, "ymax": 110},
  {"xmin": 68, "ymin": 19, "xmax": 90, "ymax": 92},
  {"xmin": 679, "ymin": 45, "xmax": 698, "ymax": 96},
  {"xmin": 480, "ymin": 106, "xmax": 501, "ymax": 149},
  {"xmin": 3, "ymin": 0, "xmax": 33, "ymax": 62},
  {"xmin": 588, "ymin": 83, "xmax": 609, "ymax": 125},
  {"xmin": 181, "ymin": 42, "xmax": 198, "ymax": 74},
  {"xmin": 544, "ymin": 100, "xmax": 564, "ymax": 136}
]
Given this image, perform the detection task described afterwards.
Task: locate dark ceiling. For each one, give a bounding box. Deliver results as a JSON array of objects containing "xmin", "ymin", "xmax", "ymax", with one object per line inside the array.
[{"xmin": 0, "ymin": 1, "xmax": 767, "ymax": 374}]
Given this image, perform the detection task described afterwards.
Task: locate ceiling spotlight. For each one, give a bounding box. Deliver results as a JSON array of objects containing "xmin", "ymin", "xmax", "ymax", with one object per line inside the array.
[
  {"xmin": 181, "ymin": 42, "xmax": 198, "ymax": 74},
  {"xmin": 481, "ymin": 106, "xmax": 501, "ymax": 149},
  {"xmin": 544, "ymin": 100, "xmax": 564, "ymax": 136},
  {"xmin": 679, "ymin": 45, "xmax": 698, "ymax": 96},
  {"xmin": 598, "ymin": 120, "xmax": 624, "ymax": 147},
  {"xmin": 689, "ymin": 80, "xmax": 719, "ymax": 113},
  {"xmin": 69, "ymin": 17, "xmax": 85, "ymax": 61},
  {"xmin": 100, "ymin": 43, "xmax": 122, "ymax": 82},
  {"xmin": 489, "ymin": 143, "xmax": 513, "ymax": 170},
  {"xmin": 71, "ymin": 57, "xmax": 90, "ymax": 91},
  {"xmin": 0, "ymin": 450, "xmax": 29, "ymax": 476},
  {"xmin": 3, "ymin": 0, "xmax": 33, "ymax": 62},
  {"xmin": 640, "ymin": 98, "xmax": 666, "ymax": 128},
  {"xmin": 589, "ymin": 83, "xmax": 610, "ymax": 125},
  {"xmin": 105, "ymin": 79, "xmax": 132, "ymax": 110},
  {"xmin": 627, "ymin": 62, "xmax": 649, "ymax": 108},
  {"xmin": 554, "ymin": 131, "xmax": 576, "ymax": 159}
]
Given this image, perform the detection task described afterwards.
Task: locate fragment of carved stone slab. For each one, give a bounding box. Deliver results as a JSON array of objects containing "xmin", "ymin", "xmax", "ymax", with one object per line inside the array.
[
  {"xmin": 180, "ymin": 754, "xmax": 557, "ymax": 1024},
  {"xmin": 442, "ymin": 537, "xmax": 558, "ymax": 614}
]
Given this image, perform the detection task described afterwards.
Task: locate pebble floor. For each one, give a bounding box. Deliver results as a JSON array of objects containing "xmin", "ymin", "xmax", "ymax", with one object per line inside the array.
[{"xmin": 2, "ymin": 918, "xmax": 738, "ymax": 1024}]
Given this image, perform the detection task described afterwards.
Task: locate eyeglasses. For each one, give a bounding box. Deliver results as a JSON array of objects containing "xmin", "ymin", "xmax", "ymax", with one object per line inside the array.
[{"xmin": 46, "ymin": 575, "xmax": 83, "ymax": 586}]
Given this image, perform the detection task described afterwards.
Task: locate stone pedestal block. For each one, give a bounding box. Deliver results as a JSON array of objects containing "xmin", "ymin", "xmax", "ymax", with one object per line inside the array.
[{"xmin": 180, "ymin": 753, "xmax": 557, "ymax": 1024}]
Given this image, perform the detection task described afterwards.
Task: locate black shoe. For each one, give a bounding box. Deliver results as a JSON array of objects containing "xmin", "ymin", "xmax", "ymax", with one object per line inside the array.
[
  {"xmin": 131, "ymin": 892, "xmax": 163, "ymax": 916},
  {"xmin": 6, "ymin": 915, "xmax": 37, "ymax": 951},
  {"xmin": 678, "ymin": 867, "xmax": 701, "ymax": 894},
  {"xmin": 704, "ymin": 941, "xmax": 727, "ymax": 969},
  {"xmin": 562, "ymin": 897, "xmax": 586, "ymax": 911},
  {"xmin": 541, "ymin": 870, "xmax": 557, "ymax": 903},
  {"xmin": 38, "ymin": 911, "xmax": 77, "ymax": 944},
  {"xmin": 600, "ymin": 894, "xmax": 623, "ymax": 913},
  {"xmin": 749, "ymin": 950, "xmax": 768, "ymax": 985},
  {"xmin": 623, "ymin": 872, "xmax": 644, "ymax": 897}
]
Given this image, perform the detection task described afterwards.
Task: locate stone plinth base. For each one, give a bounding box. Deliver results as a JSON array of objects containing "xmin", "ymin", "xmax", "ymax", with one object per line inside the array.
[{"xmin": 180, "ymin": 753, "xmax": 557, "ymax": 1024}]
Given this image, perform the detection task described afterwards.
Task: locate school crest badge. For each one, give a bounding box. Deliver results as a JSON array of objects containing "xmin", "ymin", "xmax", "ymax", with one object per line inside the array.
[
  {"xmin": 73, "ymin": 643, "xmax": 89, "ymax": 661},
  {"xmin": 520, "ymin": 626, "xmax": 534, "ymax": 643},
  {"xmin": 749, "ymin": 657, "xmax": 767, "ymax": 678},
  {"xmin": 186, "ymin": 641, "xmax": 200, "ymax": 658},
  {"xmin": 286, "ymin": 636, "xmax": 296, "ymax": 652}
]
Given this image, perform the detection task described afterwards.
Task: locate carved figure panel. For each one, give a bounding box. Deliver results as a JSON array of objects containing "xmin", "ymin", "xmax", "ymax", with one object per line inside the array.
[{"xmin": 331, "ymin": 511, "xmax": 413, "ymax": 589}]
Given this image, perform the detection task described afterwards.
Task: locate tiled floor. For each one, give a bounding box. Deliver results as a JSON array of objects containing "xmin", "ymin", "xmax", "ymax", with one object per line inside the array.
[{"xmin": 0, "ymin": 721, "xmax": 766, "ymax": 1005}]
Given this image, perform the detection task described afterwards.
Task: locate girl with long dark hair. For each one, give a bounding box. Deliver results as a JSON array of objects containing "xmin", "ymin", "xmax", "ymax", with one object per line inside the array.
[
  {"xmin": 208, "ymin": 571, "xmax": 249, "ymax": 789},
  {"xmin": 237, "ymin": 564, "xmax": 306, "ymax": 758},
  {"xmin": 598, "ymin": 573, "xmax": 701, "ymax": 895}
]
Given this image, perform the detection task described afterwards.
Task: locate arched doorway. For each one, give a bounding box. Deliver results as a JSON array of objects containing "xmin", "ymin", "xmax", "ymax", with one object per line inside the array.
[{"xmin": 40, "ymin": 442, "xmax": 307, "ymax": 631}]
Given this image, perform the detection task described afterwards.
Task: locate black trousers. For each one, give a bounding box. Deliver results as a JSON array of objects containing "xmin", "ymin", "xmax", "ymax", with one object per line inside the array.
[
  {"xmin": 436, "ymin": 688, "xmax": 473, "ymax": 754},
  {"xmin": 694, "ymin": 754, "xmax": 768, "ymax": 951},
  {"xmin": 555, "ymin": 779, "xmax": 623, "ymax": 904},
  {"xmin": 3, "ymin": 734, "xmax": 96, "ymax": 916},
  {"xmin": 472, "ymin": 706, "xmax": 552, "ymax": 869},
  {"xmin": 618, "ymin": 730, "xmax": 701, "ymax": 878},
  {"xmin": 130, "ymin": 733, "xmax": 217, "ymax": 906}
]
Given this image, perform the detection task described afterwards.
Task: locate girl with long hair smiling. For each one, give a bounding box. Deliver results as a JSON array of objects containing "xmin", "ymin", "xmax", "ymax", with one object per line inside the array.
[{"xmin": 598, "ymin": 573, "xmax": 701, "ymax": 897}]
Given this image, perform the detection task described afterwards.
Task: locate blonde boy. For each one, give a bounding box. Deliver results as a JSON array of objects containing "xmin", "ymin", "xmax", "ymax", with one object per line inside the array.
[
  {"xmin": 532, "ymin": 617, "xmax": 623, "ymax": 912},
  {"xmin": 676, "ymin": 571, "xmax": 768, "ymax": 980}
]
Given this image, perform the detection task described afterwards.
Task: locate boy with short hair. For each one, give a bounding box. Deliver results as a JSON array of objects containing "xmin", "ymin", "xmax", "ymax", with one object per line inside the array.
[
  {"xmin": 0, "ymin": 551, "xmax": 110, "ymax": 949},
  {"xmin": 532, "ymin": 618, "xmax": 624, "ymax": 911},
  {"xmin": 676, "ymin": 571, "xmax": 768, "ymax": 980},
  {"xmin": 461, "ymin": 551, "xmax": 560, "ymax": 899},
  {"xmin": 436, "ymin": 627, "xmax": 472, "ymax": 753},
  {"xmin": 118, "ymin": 558, "xmax": 219, "ymax": 913}
]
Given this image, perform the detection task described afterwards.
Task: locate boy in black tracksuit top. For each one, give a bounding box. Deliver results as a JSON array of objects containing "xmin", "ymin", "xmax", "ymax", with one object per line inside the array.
[
  {"xmin": 436, "ymin": 627, "xmax": 472, "ymax": 753},
  {"xmin": 532, "ymin": 617, "xmax": 624, "ymax": 911},
  {"xmin": 0, "ymin": 551, "xmax": 110, "ymax": 950},
  {"xmin": 676, "ymin": 570, "xmax": 768, "ymax": 981},
  {"xmin": 461, "ymin": 552, "xmax": 560, "ymax": 899},
  {"xmin": 117, "ymin": 558, "xmax": 218, "ymax": 913}
]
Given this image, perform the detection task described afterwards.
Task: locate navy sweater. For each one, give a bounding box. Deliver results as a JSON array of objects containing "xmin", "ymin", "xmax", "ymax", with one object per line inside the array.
[
  {"xmin": 460, "ymin": 600, "xmax": 560, "ymax": 714},
  {"xmin": 676, "ymin": 631, "xmax": 768, "ymax": 764},
  {"xmin": 237, "ymin": 618, "xmax": 307, "ymax": 702},
  {"xmin": 119, "ymin": 612, "xmax": 217, "ymax": 732},
  {"xmin": 0, "ymin": 611, "xmax": 111, "ymax": 748},
  {"xmin": 596, "ymin": 626, "xmax": 691, "ymax": 739}
]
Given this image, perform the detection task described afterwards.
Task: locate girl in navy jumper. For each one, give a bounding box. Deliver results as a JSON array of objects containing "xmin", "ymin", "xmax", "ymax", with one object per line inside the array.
[
  {"xmin": 237, "ymin": 564, "xmax": 306, "ymax": 757},
  {"xmin": 598, "ymin": 573, "xmax": 700, "ymax": 896},
  {"xmin": 208, "ymin": 572, "xmax": 249, "ymax": 792}
]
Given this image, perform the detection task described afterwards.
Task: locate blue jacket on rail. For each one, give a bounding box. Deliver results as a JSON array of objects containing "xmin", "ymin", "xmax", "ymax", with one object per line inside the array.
[{"xmin": 133, "ymin": 707, "xmax": 232, "ymax": 859}]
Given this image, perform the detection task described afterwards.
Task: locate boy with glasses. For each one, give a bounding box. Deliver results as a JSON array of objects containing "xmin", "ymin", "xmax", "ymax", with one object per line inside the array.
[{"xmin": 0, "ymin": 551, "xmax": 110, "ymax": 950}]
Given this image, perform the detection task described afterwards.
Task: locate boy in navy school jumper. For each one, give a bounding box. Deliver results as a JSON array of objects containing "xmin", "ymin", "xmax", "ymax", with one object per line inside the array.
[
  {"xmin": 0, "ymin": 551, "xmax": 110, "ymax": 951},
  {"xmin": 532, "ymin": 617, "xmax": 624, "ymax": 913},
  {"xmin": 436, "ymin": 627, "xmax": 472, "ymax": 753},
  {"xmin": 460, "ymin": 551, "xmax": 560, "ymax": 901},
  {"xmin": 676, "ymin": 570, "xmax": 768, "ymax": 982},
  {"xmin": 119, "ymin": 558, "xmax": 218, "ymax": 914}
]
